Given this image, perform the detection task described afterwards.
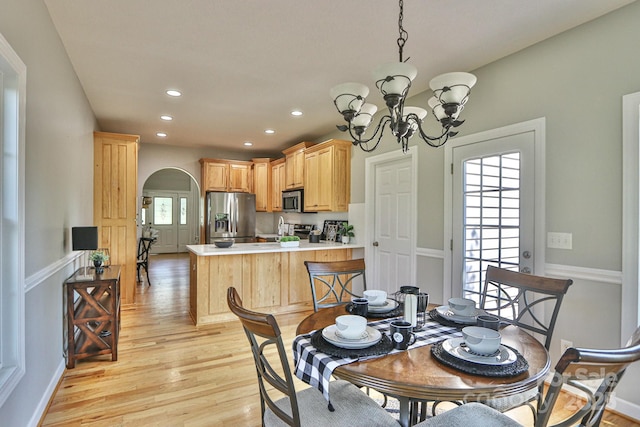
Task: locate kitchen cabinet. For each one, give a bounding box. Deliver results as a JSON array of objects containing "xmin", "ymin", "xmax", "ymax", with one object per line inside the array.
[
  {"xmin": 200, "ymin": 158, "xmax": 252, "ymax": 193},
  {"xmin": 93, "ymin": 131, "xmax": 138, "ymax": 304},
  {"xmin": 252, "ymin": 158, "xmax": 272, "ymax": 212},
  {"xmin": 271, "ymin": 158, "xmax": 286, "ymax": 211},
  {"xmin": 65, "ymin": 266, "xmax": 121, "ymax": 368},
  {"xmin": 282, "ymin": 141, "xmax": 315, "ymax": 189},
  {"xmin": 188, "ymin": 244, "xmax": 354, "ymax": 325},
  {"xmin": 303, "ymin": 139, "xmax": 351, "ymax": 212}
]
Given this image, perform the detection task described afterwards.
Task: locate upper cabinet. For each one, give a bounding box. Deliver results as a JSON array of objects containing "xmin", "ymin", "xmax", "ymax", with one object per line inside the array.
[
  {"xmin": 200, "ymin": 158, "xmax": 252, "ymax": 193},
  {"xmin": 252, "ymin": 158, "xmax": 272, "ymax": 212},
  {"xmin": 282, "ymin": 141, "xmax": 315, "ymax": 190},
  {"xmin": 271, "ymin": 158, "xmax": 286, "ymax": 212},
  {"xmin": 303, "ymin": 139, "xmax": 351, "ymax": 212}
]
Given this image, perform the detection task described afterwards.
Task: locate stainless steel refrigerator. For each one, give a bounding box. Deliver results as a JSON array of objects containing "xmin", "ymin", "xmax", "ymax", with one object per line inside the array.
[{"xmin": 205, "ymin": 192, "xmax": 256, "ymax": 243}]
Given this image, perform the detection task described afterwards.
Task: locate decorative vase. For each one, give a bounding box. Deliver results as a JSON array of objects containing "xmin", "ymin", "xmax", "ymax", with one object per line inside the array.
[
  {"xmin": 342, "ymin": 235, "xmax": 350, "ymax": 244},
  {"xmin": 93, "ymin": 260, "xmax": 104, "ymax": 274}
]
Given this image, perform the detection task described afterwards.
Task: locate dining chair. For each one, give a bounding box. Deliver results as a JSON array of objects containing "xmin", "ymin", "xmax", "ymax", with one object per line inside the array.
[
  {"xmin": 304, "ymin": 258, "xmax": 367, "ymax": 312},
  {"xmin": 415, "ymin": 325, "xmax": 640, "ymax": 427},
  {"xmin": 225, "ymin": 287, "xmax": 398, "ymax": 427},
  {"xmin": 477, "ymin": 265, "xmax": 573, "ymax": 419},
  {"xmin": 136, "ymin": 237, "xmax": 155, "ymax": 286}
]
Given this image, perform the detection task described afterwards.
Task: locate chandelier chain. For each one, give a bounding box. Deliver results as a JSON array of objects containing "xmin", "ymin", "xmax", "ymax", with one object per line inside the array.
[{"xmin": 397, "ymin": 0, "xmax": 408, "ymax": 62}]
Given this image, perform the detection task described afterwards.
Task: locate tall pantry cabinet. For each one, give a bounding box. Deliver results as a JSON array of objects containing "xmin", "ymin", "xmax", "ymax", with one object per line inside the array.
[{"xmin": 93, "ymin": 131, "xmax": 139, "ymax": 305}]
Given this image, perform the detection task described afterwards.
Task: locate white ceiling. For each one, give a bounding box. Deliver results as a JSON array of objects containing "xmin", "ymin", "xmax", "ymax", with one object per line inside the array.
[{"xmin": 44, "ymin": 0, "xmax": 634, "ymax": 155}]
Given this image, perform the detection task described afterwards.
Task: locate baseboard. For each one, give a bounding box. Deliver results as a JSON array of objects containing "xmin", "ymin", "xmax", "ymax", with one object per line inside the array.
[
  {"xmin": 608, "ymin": 396, "xmax": 640, "ymax": 423},
  {"xmin": 29, "ymin": 360, "xmax": 65, "ymax": 427}
]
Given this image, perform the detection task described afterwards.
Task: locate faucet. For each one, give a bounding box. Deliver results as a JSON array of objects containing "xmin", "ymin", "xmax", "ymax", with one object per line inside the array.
[{"xmin": 278, "ymin": 216, "xmax": 285, "ymax": 236}]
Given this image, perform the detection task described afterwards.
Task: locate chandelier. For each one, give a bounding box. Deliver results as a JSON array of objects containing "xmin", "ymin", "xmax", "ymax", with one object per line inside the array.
[{"xmin": 330, "ymin": 0, "xmax": 477, "ymax": 153}]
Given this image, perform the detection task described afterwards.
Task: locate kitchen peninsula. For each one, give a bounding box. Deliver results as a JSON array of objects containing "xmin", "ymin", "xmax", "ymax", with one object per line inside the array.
[{"xmin": 187, "ymin": 241, "xmax": 364, "ymax": 325}]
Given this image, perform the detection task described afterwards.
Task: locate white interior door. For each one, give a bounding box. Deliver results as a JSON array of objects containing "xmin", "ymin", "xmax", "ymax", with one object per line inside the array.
[
  {"xmin": 365, "ymin": 148, "xmax": 418, "ymax": 295},
  {"xmin": 445, "ymin": 119, "xmax": 545, "ymax": 301}
]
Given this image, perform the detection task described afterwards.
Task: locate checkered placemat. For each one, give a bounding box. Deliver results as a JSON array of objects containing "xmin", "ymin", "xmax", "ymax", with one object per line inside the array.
[{"xmin": 293, "ymin": 317, "xmax": 462, "ymax": 404}]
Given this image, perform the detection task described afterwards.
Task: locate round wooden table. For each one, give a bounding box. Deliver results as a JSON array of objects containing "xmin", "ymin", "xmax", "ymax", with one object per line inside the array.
[{"xmin": 296, "ymin": 305, "xmax": 551, "ymax": 427}]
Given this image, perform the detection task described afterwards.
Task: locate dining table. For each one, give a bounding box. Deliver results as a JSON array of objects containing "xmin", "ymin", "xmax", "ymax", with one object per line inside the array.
[{"xmin": 294, "ymin": 304, "xmax": 551, "ymax": 427}]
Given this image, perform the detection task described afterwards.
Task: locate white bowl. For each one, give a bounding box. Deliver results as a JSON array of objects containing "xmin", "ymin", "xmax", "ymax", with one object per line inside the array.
[
  {"xmin": 335, "ymin": 315, "xmax": 367, "ymax": 340},
  {"xmin": 462, "ymin": 326, "xmax": 501, "ymax": 355},
  {"xmin": 448, "ymin": 297, "xmax": 476, "ymax": 316},
  {"xmin": 363, "ymin": 290, "xmax": 387, "ymax": 306}
]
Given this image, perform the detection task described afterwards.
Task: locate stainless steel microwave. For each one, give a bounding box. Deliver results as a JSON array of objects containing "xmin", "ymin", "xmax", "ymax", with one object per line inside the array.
[{"xmin": 282, "ymin": 190, "xmax": 303, "ymax": 212}]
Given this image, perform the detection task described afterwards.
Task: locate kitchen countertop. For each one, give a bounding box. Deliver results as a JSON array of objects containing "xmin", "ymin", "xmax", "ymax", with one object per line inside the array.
[{"xmin": 187, "ymin": 240, "xmax": 364, "ymax": 256}]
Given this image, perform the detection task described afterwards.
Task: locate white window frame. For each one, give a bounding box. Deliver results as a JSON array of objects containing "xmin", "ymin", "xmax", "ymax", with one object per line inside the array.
[
  {"xmin": 0, "ymin": 32, "xmax": 26, "ymax": 407},
  {"xmin": 622, "ymin": 91, "xmax": 640, "ymax": 346}
]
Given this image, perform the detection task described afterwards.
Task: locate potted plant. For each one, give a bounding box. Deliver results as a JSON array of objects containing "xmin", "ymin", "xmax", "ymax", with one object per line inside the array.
[
  {"xmin": 279, "ymin": 235, "xmax": 301, "ymax": 248},
  {"xmin": 89, "ymin": 250, "xmax": 109, "ymax": 273},
  {"xmin": 339, "ymin": 222, "xmax": 355, "ymax": 244}
]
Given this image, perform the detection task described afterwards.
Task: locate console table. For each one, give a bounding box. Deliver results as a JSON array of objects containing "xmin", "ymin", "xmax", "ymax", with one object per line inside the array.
[{"xmin": 64, "ymin": 266, "xmax": 121, "ymax": 368}]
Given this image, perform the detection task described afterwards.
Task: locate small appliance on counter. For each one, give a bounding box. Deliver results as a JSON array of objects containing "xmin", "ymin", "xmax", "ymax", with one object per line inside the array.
[{"xmin": 292, "ymin": 224, "xmax": 316, "ymax": 239}]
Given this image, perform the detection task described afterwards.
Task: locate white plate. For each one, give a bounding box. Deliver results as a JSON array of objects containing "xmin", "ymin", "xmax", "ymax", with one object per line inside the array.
[
  {"xmin": 322, "ymin": 325, "xmax": 382, "ymax": 349},
  {"xmin": 435, "ymin": 305, "xmax": 485, "ymax": 324},
  {"xmin": 368, "ymin": 299, "xmax": 399, "ymax": 313},
  {"xmin": 442, "ymin": 337, "xmax": 517, "ymax": 366}
]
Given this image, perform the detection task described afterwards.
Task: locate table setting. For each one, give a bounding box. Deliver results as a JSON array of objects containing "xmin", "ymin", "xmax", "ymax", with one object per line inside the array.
[{"xmin": 294, "ymin": 291, "xmax": 533, "ymax": 406}]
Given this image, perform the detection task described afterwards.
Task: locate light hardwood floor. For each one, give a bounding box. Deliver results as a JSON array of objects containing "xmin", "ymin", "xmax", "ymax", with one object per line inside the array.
[{"xmin": 41, "ymin": 253, "xmax": 639, "ymax": 426}]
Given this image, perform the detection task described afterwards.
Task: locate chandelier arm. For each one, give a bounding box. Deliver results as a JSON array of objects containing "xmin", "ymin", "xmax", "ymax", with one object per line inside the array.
[
  {"xmin": 345, "ymin": 115, "xmax": 392, "ymax": 145},
  {"xmin": 413, "ymin": 118, "xmax": 453, "ymax": 148},
  {"xmin": 354, "ymin": 116, "xmax": 393, "ymax": 152}
]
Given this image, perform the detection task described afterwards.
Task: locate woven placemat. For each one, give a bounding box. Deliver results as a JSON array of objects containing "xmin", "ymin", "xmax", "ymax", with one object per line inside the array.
[
  {"xmin": 310, "ymin": 328, "xmax": 394, "ymax": 358},
  {"xmin": 428, "ymin": 308, "xmax": 471, "ymax": 328},
  {"xmin": 431, "ymin": 340, "xmax": 528, "ymax": 377},
  {"xmin": 346, "ymin": 303, "xmax": 403, "ymax": 319}
]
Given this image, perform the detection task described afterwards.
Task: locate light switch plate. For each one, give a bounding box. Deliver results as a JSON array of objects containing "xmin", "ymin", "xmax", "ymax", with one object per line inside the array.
[{"xmin": 547, "ymin": 232, "xmax": 572, "ymax": 249}]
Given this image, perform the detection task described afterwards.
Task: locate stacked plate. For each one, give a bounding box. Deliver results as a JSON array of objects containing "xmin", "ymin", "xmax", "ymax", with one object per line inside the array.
[
  {"xmin": 434, "ymin": 305, "xmax": 485, "ymax": 325},
  {"xmin": 441, "ymin": 337, "xmax": 517, "ymax": 366},
  {"xmin": 322, "ymin": 325, "xmax": 382, "ymax": 349},
  {"xmin": 367, "ymin": 298, "xmax": 399, "ymax": 314}
]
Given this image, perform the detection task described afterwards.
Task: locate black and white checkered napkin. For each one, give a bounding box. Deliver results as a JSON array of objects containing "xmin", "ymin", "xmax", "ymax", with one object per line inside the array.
[{"xmin": 293, "ymin": 317, "xmax": 462, "ymax": 404}]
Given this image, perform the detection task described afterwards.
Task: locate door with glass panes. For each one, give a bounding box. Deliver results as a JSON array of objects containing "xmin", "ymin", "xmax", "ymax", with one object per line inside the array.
[
  {"xmin": 145, "ymin": 191, "xmax": 192, "ymax": 253},
  {"xmin": 450, "ymin": 125, "xmax": 539, "ymax": 305}
]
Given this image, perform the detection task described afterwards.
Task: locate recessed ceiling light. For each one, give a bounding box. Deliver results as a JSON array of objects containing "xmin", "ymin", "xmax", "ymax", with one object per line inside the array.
[
  {"xmin": 160, "ymin": 115, "xmax": 173, "ymax": 121},
  {"xmin": 166, "ymin": 90, "xmax": 181, "ymax": 97},
  {"xmin": 243, "ymin": 141, "xmax": 253, "ymax": 147},
  {"xmin": 291, "ymin": 110, "xmax": 303, "ymax": 116},
  {"xmin": 156, "ymin": 132, "xmax": 167, "ymax": 137},
  {"xmin": 264, "ymin": 129, "xmax": 275, "ymax": 134}
]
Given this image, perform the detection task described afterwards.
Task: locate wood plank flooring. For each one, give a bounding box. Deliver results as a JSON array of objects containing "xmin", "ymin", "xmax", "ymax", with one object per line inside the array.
[{"xmin": 40, "ymin": 253, "xmax": 639, "ymax": 426}]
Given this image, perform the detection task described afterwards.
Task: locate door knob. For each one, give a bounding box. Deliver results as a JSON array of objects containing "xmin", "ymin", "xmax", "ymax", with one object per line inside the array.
[
  {"xmin": 520, "ymin": 267, "xmax": 531, "ymax": 274},
  {"xmin": 522, "ymin": 251, "xmax": 531, "ymax": 259},
  {"xmin": 372, "ymin": 241, "xmax": 379, "ymax": 247}
]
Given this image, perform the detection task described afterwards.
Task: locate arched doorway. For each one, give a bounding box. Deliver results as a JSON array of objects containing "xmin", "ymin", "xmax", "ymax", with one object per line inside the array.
[{"xmin": 141, "ymin": 168, "xmax": 200, "ymax": 253}]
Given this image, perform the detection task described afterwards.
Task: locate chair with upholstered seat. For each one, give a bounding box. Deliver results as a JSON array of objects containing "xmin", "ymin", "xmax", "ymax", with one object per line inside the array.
[
  {"xmin": 226, "ymin": 287, "xmax": 397, "ymax": 427},
  {"xmin": 136, "ymin": 237, "xmax": 154, "ymax": 286},
  {"xmin": 415, "ymin": 325, "xmax": 640, "ymax": 427},
  {"xmin": 304, "ymin": 258, "xmax": 367, "ymax": 312}
]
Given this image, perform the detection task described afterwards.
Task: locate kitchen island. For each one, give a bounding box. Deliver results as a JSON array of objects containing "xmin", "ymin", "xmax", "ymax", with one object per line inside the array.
[{"xmin": 186, "ymin": 241, "xmax": 364, "ymax": 325}]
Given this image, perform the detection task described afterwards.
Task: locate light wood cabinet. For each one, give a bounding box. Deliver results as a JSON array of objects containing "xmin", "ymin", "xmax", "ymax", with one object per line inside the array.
[
  {"xmin": 189, "ymin": 248, "xmax": 353, "ymax": 325},
  {"xmin": 303, "ymin": 139, "xmax": 351, "ymax": 212},
  {"xmin": 271, "ymin": 158, "xmax": 286, "ymax": 211},
  {"xmin": 93, "ymin": 131, "xmax": 139, "ymax": 305},
  {"xmin": 252, "ymin": 158, "xmax": 272, "ymax": 212},
  {"xmin": 200, "ymin": 158, "xmax": 252, "ymax": 193},
  {"xmin": 282, "ymin": 141, "xmax": 315, "ymax": 189}
]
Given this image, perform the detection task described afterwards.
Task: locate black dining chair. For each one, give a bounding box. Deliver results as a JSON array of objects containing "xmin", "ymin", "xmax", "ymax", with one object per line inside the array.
[
  {"xmin": 226, "ymin": 287, "xmax": 398, "ymax": 427},
  {"xmin": 477, "ymin": 265, "xmax": 573, "ymax": 418},
  {"xmin": 304, "ymin": 258, "xmax": 367, "ymax": 312},
  {"xmin": 415, "ymin": 325, "xmax": 640, "ymax": 427},
  {"xmin": 136, "ymin": 237, "xmax": 155, "ymax": 286}
]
